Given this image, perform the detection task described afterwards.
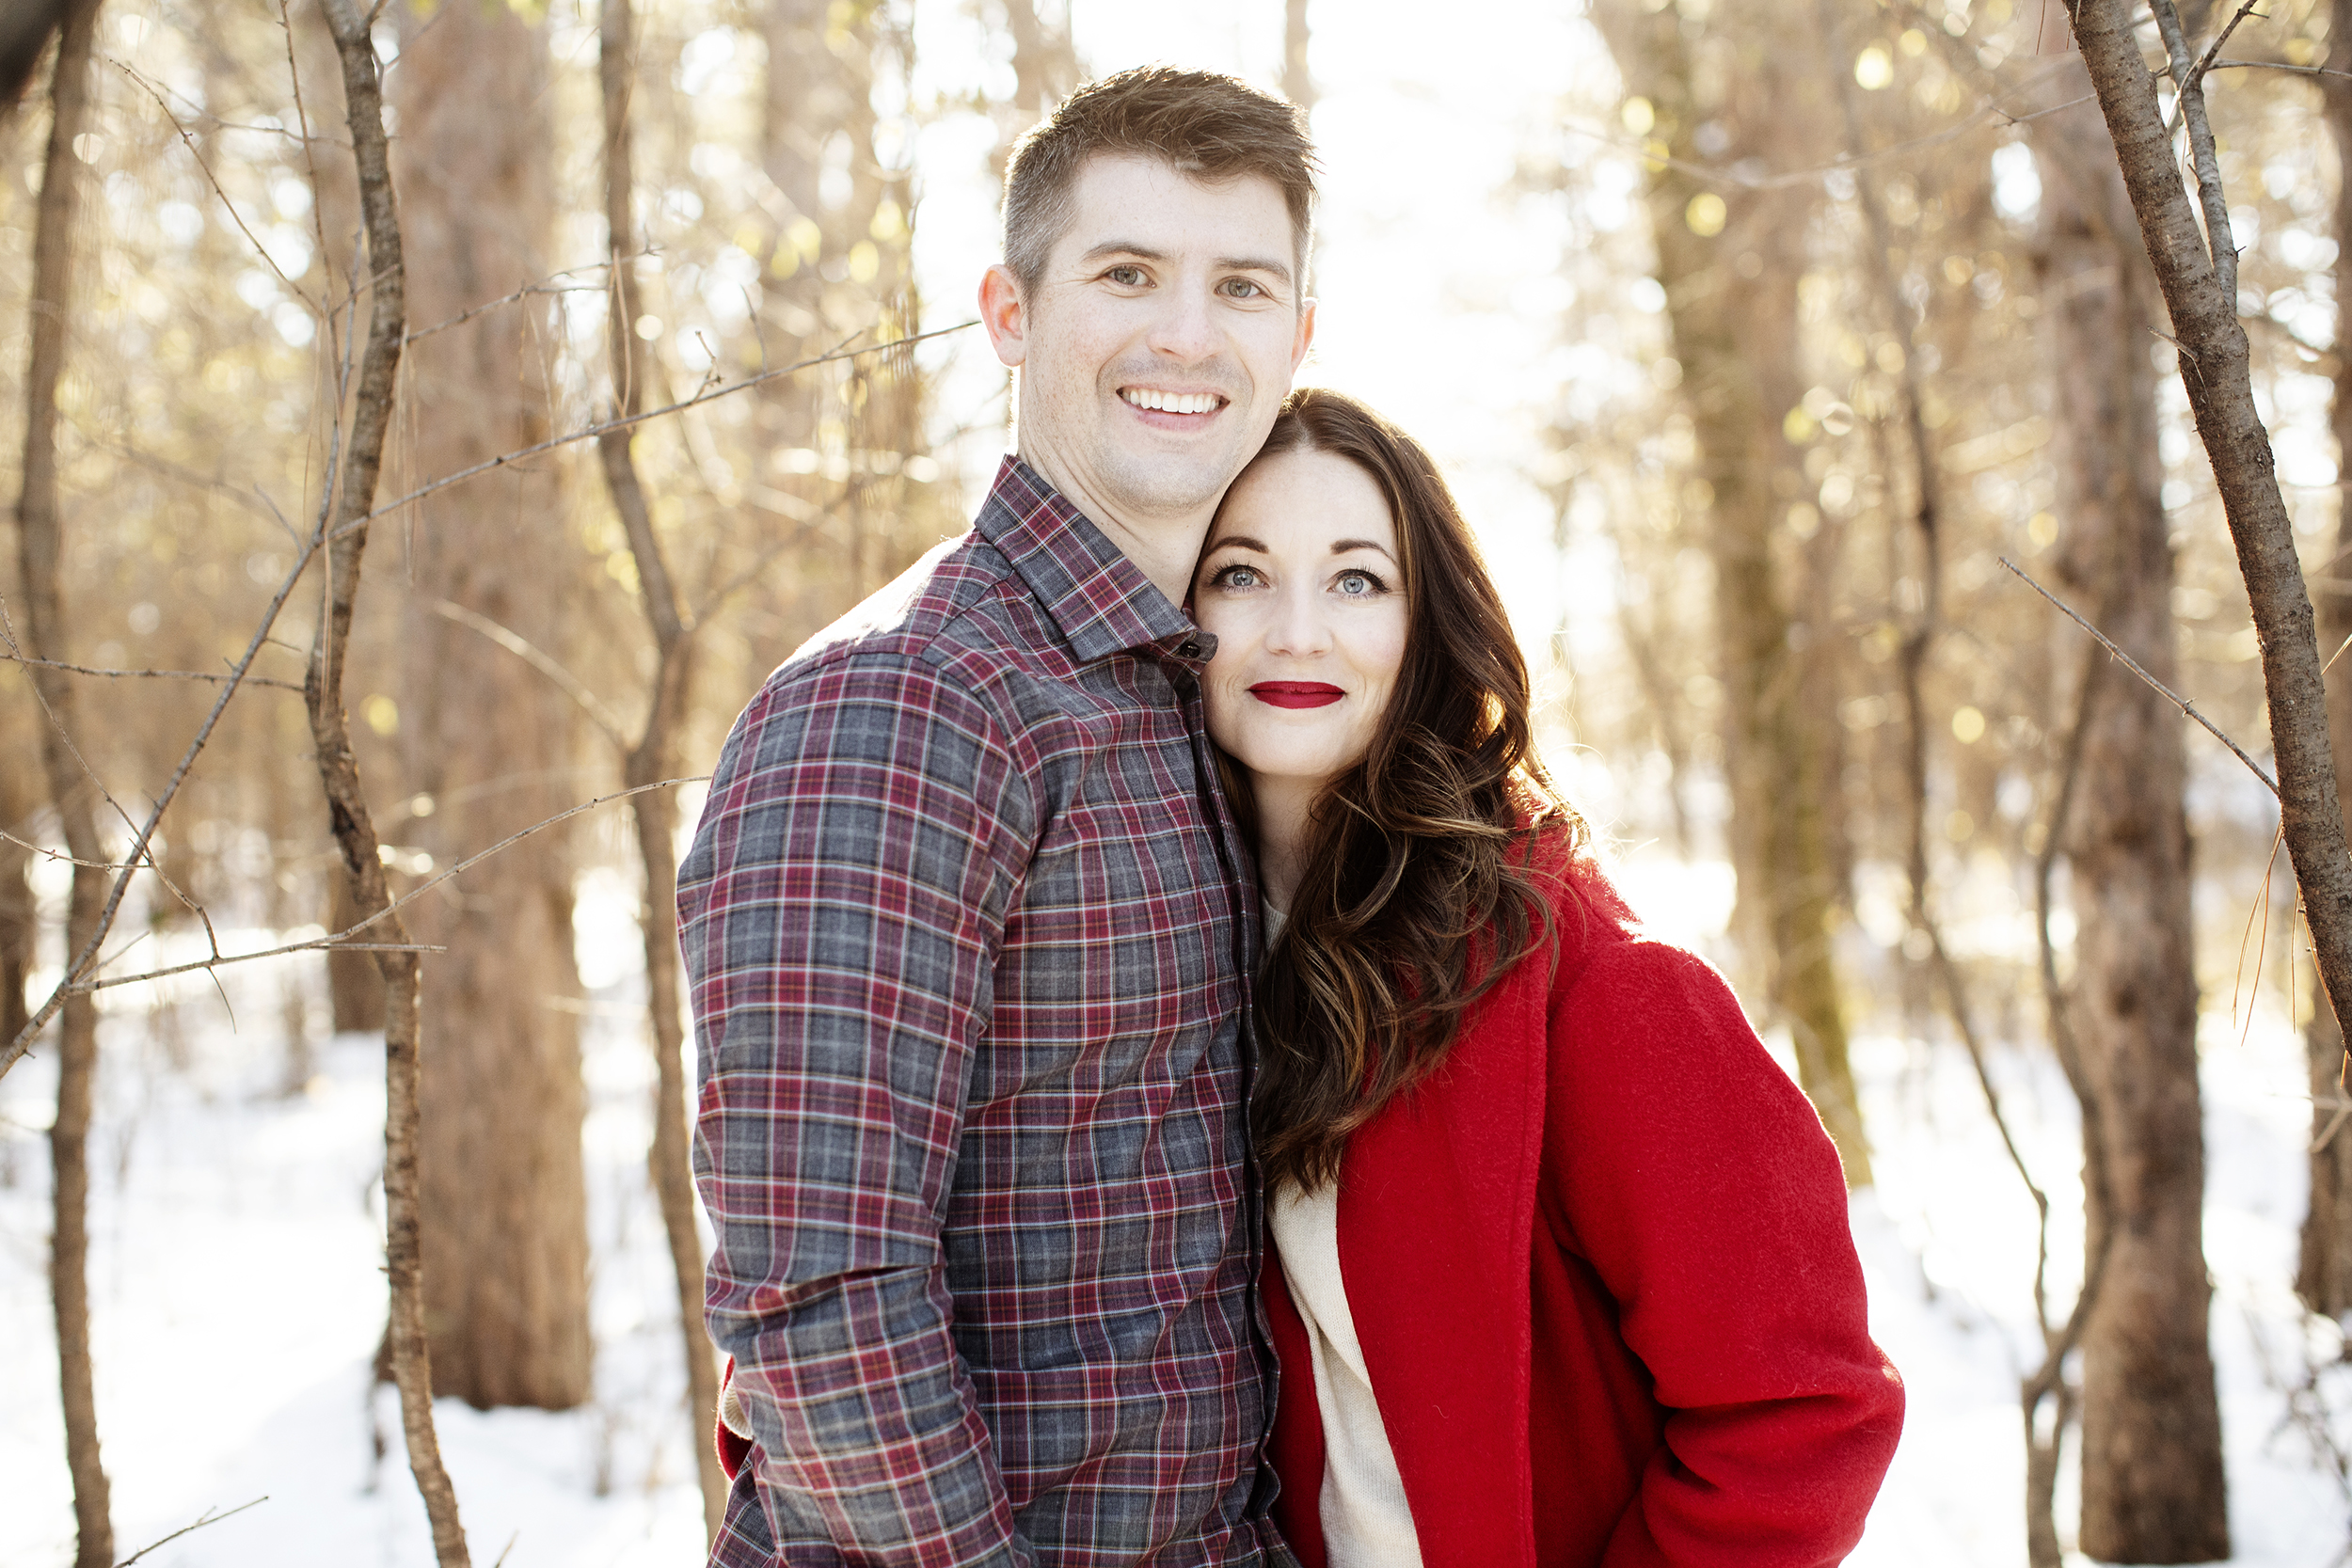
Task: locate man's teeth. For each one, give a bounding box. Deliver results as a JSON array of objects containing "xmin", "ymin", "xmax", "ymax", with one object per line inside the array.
[{"xmin": 1122, "ymin": 388, "xmax": 1221, "ymax": 415}]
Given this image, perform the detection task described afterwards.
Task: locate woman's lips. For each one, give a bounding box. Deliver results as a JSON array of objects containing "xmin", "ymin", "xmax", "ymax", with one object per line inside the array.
[{"xmin": 1250, "ymin": 682, "xmax": 1344, "ymax": 709}]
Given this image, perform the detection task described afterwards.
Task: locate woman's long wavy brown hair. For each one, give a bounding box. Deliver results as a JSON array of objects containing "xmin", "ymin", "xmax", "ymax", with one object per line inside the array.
[{"xmin": 1224, "ymin": 388, "xmax": 1582, "ymax": 1194}]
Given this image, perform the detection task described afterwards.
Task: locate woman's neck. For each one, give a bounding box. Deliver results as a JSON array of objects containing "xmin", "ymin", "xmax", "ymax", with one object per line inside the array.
[{"xmin": 1251, "ymin": 774, "xmax": 1320, "ymax": 914}]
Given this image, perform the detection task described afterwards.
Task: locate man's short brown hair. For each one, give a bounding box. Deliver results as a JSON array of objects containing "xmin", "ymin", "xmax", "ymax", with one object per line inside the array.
[{"xmin": 1002, "ymin": 66, "xmax": 1318, "ymax": 298}]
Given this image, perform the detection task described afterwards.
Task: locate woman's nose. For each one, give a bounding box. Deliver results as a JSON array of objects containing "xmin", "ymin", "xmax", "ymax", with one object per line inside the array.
[{"xmin": 1264, "ymin": 588, "xmax": 1330, "ymax": 657}]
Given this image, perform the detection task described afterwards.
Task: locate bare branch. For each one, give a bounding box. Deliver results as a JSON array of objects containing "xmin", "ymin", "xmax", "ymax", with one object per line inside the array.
[
  {"xmin": 405, "ymin": 264, "xmax": 630, "ymax": 346},
  {"xmin": 2000, "ymin": 556, "xmax": 2279, "ymax": 794},
  {"xmin": 109, "ymin": 58, "xmax": 324, "ymax": 318},
  {"xmin": 1, "ymin": 528, "xmax": 326, "ymax": 1079},
  {"xmin": 70, "ymin": 778, "xmax": 704, "ymax": 997},
  {"xmin": 1, "ymin": 652, "xmax": 305, "ymax": 690},
  {"xmin": 2185, "ymin": 2, "xmax": 2266, "ymax": 95},
  {"xmin": 0, "ymin": 828, "xmax": 138, "ymax": 871},
  {"xmin": 112, "ymin": 1497, "xmax": 267, "ymax": 1568},
  {"xmin": 337, "ymin": 321, "xmax": 977, "ymax": 541},
  {"xmin": 2151, "ymin": 0, "xmax": 2241, "ymax": 302},
  {"xmin": 429, "ymin": 599, "xmax": 628, "ymax": 744}
]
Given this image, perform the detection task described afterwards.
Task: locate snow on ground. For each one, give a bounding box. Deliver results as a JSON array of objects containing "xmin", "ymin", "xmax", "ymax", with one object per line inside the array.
[{"xmin": 7, "ymin": 864, "xmax": 2352, "ymax": 1564}]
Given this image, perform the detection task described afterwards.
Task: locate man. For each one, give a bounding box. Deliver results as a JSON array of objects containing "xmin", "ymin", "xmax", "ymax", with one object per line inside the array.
[{"xmin": 679, "ymin": 66, "xmax": 1317, "ymax": 1566}]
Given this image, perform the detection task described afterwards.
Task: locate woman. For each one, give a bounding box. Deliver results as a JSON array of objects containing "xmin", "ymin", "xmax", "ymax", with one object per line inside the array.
[{"xmin": 1191, "ymin": 388, "xmax": 1902, "ymax": 1568}]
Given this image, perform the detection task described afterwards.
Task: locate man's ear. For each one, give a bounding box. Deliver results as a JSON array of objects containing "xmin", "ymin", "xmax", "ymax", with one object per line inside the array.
[
  {"xmin": 980, "ymin": 264, "xmax": 1027, "ymax": 369},
  {"xmin": 1290, "ymin": 296, "xmax": 1317, "ymax": 374}
]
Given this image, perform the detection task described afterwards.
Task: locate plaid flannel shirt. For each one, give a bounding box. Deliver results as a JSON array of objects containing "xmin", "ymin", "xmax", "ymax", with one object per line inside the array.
[{"xmin": 681, "ymin": 456, "xmax": 1282, "ymax": 1567}]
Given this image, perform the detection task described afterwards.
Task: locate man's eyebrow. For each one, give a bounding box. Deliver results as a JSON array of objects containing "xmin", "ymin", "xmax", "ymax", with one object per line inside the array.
[
  {"xmin": 1081, "ymin": 241, "xmax": 1168, "ymax": 266},
  {"xmin": 1217, "ymin": 255, "xmax": 1295, "ymax": 287}
]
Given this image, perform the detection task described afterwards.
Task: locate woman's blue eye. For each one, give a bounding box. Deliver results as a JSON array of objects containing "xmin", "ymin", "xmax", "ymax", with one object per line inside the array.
[
  {"xmin": 1215, "ymin": 563, "xmax": 1263, "ymax": 589},
  {"xmin": 1336, "ymin": 570, "xmax": 1385, "ymax": 596}
]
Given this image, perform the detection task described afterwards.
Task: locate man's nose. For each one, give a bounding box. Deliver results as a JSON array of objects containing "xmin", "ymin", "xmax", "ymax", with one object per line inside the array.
[{"xmin": 1147, "ymin": 281, "xmax": 1221, "ymax": 363}]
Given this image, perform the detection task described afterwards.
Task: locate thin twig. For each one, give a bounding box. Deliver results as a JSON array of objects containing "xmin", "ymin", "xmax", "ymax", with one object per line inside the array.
[
  {"xmin": 2151, "ymin": 0, "xmax": 2241, "ymax": 301},
  {"xmin": 405, "ymin": 266, "xmax": 629, "ymax": 346},
  {"xmin": 113, "ymin": 1497, "xmax": 267, "ymax": 1567},
  {"xmin": 2185, "ymin": 1, "xmax": 2266, "ymax": 95},
  {"xmin": 70, "ymin": 778, "xmax": 705, "ymax": 995},
  {"xmin": 1, "ymin": 652, "xmax": 305, "ymax": 690},
  {"xmin": 0, "ymin": 828, "xmax": 138, "ymax": 871},
  {"xmin": 430, "ymin": 599, "xmax": 628, "ymax": 744},
  {"xmin": 110, "ymin": 59, "xmax": 324, "ymax": 317},
  {"xmin": 336, "ymin": 322, "xmax": 977, "ymax": 541},
  {"xmin": 2000, "ymin": 556, "xmax": 2279, "ymax": 794},
  {"xmin": 2208, "ymin": 56, "xmax": 2352, "ymax": 82}
]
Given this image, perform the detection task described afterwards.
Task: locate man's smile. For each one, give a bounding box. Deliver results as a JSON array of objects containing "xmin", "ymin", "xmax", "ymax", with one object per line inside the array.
[{"xmin": 1120, "ymin": 386, "xmax": 1229, "ymax": 420}]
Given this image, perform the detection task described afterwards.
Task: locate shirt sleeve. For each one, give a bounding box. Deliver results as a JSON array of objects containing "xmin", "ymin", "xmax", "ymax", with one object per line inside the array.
[
  {"xmin": 679, "ymin": 648, "xmax": 1039, "ymax": 1565},
  {"xmin": 1544, "ymin": 939, "xmax": 1905, "ymax": 1568}
]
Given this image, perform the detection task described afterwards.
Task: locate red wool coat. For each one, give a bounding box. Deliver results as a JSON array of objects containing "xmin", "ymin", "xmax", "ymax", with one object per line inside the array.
[{"xmin": 1263, "ymin": 860, "xmax": 1904, "ymax": 1568}]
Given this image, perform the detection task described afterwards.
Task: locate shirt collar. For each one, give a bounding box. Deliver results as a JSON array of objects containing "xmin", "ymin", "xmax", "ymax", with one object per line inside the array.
[{"xmin": 974, "ymin": 455, "xmax": 1205, "ymax": 665}]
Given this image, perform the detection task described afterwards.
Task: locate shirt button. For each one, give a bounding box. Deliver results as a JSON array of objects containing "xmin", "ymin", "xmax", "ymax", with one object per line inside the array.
[{"xmin": 1179, "ymin": 640, "xmax": 1200, "ymax": 659}]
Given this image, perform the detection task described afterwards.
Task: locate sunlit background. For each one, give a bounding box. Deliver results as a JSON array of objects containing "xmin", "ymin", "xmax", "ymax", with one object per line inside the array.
[{"xmin": 10, "ymin": 0, "xmax": 2352, "ymax": 1560}]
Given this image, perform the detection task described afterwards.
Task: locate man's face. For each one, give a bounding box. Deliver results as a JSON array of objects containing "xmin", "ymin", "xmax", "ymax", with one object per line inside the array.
[{"xmin": 982, "ymin": 154, "xmax": 1315, "ymax": 544}]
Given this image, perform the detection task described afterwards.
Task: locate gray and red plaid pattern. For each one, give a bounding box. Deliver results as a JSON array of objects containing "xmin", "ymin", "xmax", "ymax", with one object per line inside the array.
[{"xmin": 681, "ymin": 457, "xmax": 1282, "ymax": 1566}]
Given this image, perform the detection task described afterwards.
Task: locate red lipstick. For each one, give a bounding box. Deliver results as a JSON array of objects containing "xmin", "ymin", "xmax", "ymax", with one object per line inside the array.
[{"xmin": 1250, "ymin": 682, "xmax": 1343, "ymax": 709}]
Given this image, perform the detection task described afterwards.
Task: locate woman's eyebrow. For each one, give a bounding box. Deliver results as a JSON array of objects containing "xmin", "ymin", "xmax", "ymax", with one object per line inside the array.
[
  {"xmin": 1330, "ymin": 539, "xmax": 1398, "ymax": 562},
  {"xmin": 1204, "ymin": 534, "xmax": 1270, "ymax": 554}
]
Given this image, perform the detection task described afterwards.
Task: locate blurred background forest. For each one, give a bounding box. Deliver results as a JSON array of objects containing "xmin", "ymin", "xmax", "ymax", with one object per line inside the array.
[{"xmin": 9, "ymin": 0, "xmax": 2352, "ymax": 1561}]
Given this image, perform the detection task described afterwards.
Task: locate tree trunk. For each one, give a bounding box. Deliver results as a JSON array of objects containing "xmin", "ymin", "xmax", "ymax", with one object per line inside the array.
[
  {"xmin": 2076, "ymin": 0, "xmax": 2352, "ymax": 1092},
  {"xmin": 599, "ymin": 0, "xmax": 723, "ymax": 1534},
  {"xmin": 15, "ymin": 2, "xmax": 113, "ymax": 1560},
  {"xmin": 1591, "ymin": 0, "xmax": 1872, "ymax": 1187},
  {"xmin": 389, "ymin": 0, "xmax": 591, "ymax": 1412},
  {"xmin": 0, "ymin": 818, "xmax": 31, "ymax": 1056},
  {"xmin": 1004, "ymin": 0, "xmax": 1077, "ymax": 123},
  {"xmin": 2302, "ymin": 0, "xmax": 2352, "ymax": 1321},
  {"xmin": 309, "ymin": 7, "xmax": 470, "ymax": 1557},
  {"xmin": 328, "ymin": 869, "xmax": 387, "ymax": 1033},
  {"xmin": 2031, "ymin": 61, "xmax": 2228, "ymax": 1564},
  {"xmin": 1281, "ymin": 0, "xmax": 1313, "ymax": 114}
]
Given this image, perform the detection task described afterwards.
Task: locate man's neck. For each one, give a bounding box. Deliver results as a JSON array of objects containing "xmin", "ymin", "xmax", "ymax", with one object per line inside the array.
[{"xmin": 1014, "ymin": 447, "xmax": 1212, "ymax": 609}]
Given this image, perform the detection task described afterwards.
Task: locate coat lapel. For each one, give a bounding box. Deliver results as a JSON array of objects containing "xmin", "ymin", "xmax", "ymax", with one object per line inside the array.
[{"xmin": 1336, "ymin": 955, "xmax": 1549, "ymax": 1568}]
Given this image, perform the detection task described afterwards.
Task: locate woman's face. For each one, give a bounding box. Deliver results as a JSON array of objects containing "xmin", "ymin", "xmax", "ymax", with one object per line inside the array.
[{"xmin": 1193, "ymin": 449, "xmax": 1409, "ymax": 793}]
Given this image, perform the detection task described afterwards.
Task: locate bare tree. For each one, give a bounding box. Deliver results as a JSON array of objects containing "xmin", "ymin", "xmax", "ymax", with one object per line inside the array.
[
  {"xmin": 2303, "ymin": 0, "xmax": 2352, "ymax": 1320},
  {"xmin": 2068, "ymin": 0, "xmax": 2352, "ymax": 1072},
  {"xmin": 598, "ymin": 0, "xmax": 724, "ymax": 1533},
  {"xmin": 1281, "ymin": 0, "xmax": 1313, "ymax": 115},
  {"xmin": 2016, "ymin": 50, "xmax": 2233, "ymax": 1561},
  {"xmin": 389, "ymin": 0, "xmax": 592, "ymax": 1411},
  {"xmin": 306, "ymin": 0, "xmax": 470, "ymax": 1558},
  {"xmin": 1591, "ymin": 0, "xmax": 1874, "ymax": 1186},
  {"xmin": 14, "ymin": 1, "xmax": 114, "ymax": 1559},
  {"xmin": 1004, "ymin": 0, "xmax": 1078, "ymax": 126}
]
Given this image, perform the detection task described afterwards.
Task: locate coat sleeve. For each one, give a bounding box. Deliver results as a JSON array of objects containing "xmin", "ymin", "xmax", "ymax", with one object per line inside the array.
[
  {"xmin": 679, "ymin": 649, "xmax": 1039, "ymax": 1565},
  {"xmin": 1543, "ymin": 937, "xmax": 1903, "ymax": 1568}
]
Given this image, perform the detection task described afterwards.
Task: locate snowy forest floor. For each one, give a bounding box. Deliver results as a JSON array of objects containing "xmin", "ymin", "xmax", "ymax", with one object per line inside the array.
[{"xmin": 7, "ymin": 860, "xmax": 2352, "ymax": 1566}]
